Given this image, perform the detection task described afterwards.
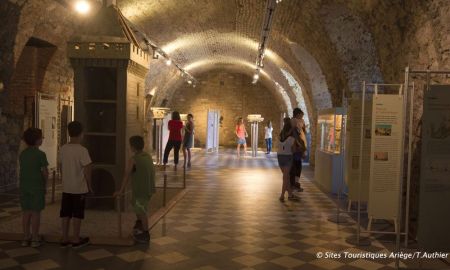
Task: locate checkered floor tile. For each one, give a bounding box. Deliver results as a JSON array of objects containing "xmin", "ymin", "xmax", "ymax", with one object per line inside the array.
[{"xmin": 0, "ymin": 149, "xmax": 447, "ymax": 269}]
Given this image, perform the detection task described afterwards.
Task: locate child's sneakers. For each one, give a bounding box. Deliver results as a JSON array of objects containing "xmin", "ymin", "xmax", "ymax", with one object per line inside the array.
[
  {"xmin": 30, "ymin": 237, "xmax": 42, "ymax": 248},
  {"xmin": 60, "ymin": 241, "xmax": 71, "ymax": 248},
  {"xmin": 133, "ymin": 231, "xmax": 150, "ymax": 244},
  {"xmin": 133, "ymin": 220, "xmax": 143, "ymax": 234},
  {"xmin": 22, "ymin": 236, "xmax": 43, "ymax": 247},
  {"xmin": 21, "ymin": 237, "xmax": 31, "ymax": 247},
  {"xmin": 72, "ymin": 237, "xmax": 90, "ymax": 249}
]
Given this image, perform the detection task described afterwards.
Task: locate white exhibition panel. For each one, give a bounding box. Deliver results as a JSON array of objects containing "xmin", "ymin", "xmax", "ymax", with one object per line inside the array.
[
  {"xmin": 418, "ymin": 85, "xmax": 450, "ymax": 251},
  {"xmin": 206, "ymin": 110, "xmax": 220, "ymax": 152},
  {"xmin": 345, "ymin": 98, "xmax": 372, "ymax": 202},
  {"xmin": 162, "ymin": 114, "xmax": 170, "ymax": 150},
  {"xmin": 367, "ymin": 94, "xmax": 404, "ymax": 220},
  {"xmin": 38, "ymin": 94, "xmax": 58, "ymax": 170}
]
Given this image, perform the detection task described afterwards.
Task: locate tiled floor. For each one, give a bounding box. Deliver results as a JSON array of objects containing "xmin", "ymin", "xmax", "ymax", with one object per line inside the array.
[{"xmin": 0, "ymin": 149, "xmax": 447, "ymax": 269}]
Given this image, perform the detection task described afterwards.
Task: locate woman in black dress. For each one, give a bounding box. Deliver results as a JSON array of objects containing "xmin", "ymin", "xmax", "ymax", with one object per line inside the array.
[{"xmin": 183, "ymin": 114, "xmax": 194, "ymax": 168}]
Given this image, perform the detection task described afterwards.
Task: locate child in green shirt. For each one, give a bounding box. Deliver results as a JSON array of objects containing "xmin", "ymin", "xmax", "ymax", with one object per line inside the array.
[
  {"xmin": 19, "ymin": 128, "xmax": 49, "ymax": 247},
  {"xmin": 114, "ymin": 136, "xmax": 155, "ymax": 243}
]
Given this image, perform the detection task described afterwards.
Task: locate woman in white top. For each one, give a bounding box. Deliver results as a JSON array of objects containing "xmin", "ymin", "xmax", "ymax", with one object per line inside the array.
[
  {"xmin": 277, "ymin": 117, "xmax": 298, "ymax": 202},
  {"xmin": 264, "ymin": 121, "xmax": 273, "ymax": 154}
]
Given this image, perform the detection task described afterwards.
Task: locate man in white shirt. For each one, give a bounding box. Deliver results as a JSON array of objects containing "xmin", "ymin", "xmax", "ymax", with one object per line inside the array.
[{"xmin": 58, "ymin": 121, "xmax": 92, "ymax": 249}]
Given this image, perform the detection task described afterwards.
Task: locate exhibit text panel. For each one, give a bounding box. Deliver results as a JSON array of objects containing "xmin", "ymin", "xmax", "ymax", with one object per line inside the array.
[
  {"xmin": 38, "ymin": 95, "xmax": 58, "ymax": 170},
  {"xmin": 368, "ymin": 94, "xmax": 404, "ymax": 220},
  {"xmin": 418, "ymin": 85, "xmax": 450, "ymax": 251}
]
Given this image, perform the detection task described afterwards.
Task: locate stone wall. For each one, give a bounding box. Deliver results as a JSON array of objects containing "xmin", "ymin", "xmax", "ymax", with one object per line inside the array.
[
  {"xmin": 0, "ymin": 114, "xmax": 22, "ymax": 191},
  {"xmin": 168, "ymin": 70, "xmax": 285, "ymax": 148},
  {"xmin": 0, "ymin": 0, "xmax": 79, "ymax": 189}
]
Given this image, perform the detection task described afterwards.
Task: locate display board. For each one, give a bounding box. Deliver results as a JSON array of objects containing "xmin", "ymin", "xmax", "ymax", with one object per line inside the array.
[
  {"xmin": 37, "ymin": 93, "xmax": 58, "ymax": 170},
  {"xmin": 418, "ymin": 85, "xmax": 450, "ymax": 251},
  {"xmin": 367, "ymin": 94, "xmax": 404, "ymax": 219},
  {"xmin": 345, "ymin": 96, "xmax": 372, "ymax": 202},
  {"xmin": 206, "ymin": 110, "xmax": 220, "ymax": 152}
]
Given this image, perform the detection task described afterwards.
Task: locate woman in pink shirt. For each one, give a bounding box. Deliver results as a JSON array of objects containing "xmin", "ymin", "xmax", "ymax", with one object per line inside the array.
[
  {"xmin": 163, "ymin": 111, "xmax": 184, "ymax": 170},
  {"xmin": 235, "ymin": 117, "xmax": 248, "ymax": 158}
]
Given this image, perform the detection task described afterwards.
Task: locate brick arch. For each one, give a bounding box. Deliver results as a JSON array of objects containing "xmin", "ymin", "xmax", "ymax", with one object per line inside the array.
[{"xmin": 6, "ymin": 37, "xmax": 57, "ymax": 116}]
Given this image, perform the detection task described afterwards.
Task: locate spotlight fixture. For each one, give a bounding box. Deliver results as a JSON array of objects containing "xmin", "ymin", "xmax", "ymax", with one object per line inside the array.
[
  {"xmin": 187, "ymin": 80, "xmax": 192, "ymax": 84},
  {"xmin": 151, "ymin": 47, "xmax": 159, "ymax": 59},
  {"xmin": 165, "ymin": 59, "xmax": 172, "ymax": 66},
  {"xmin": 74, "ymin": 0, "xmax": 91, "ymax": 14},
  {"xmin": 253, "ymin": 73, "xmax": 259, "ymax": 80}
]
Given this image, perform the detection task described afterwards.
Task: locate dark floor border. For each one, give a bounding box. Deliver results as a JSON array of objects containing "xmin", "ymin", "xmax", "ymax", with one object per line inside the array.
[{"xmin": 0, "ymin": 189, "xmax": 188, "ymax": 247}]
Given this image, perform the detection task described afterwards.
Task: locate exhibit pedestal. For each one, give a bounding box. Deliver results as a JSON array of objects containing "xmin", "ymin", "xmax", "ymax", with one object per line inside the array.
[
  {"xmin": 154, "ymin": 119, "xmax": 164, "ymax": 164},
  {"xmin": 151, "ymin": 107, "xmax": 170, "ymax": 165},
  {"xmin": 314, "ymin": 150, "xmax": 344, "ymax": 194},
  {"xmin": 250, "ymin": 122, "xmax": 259, "ymax": 157},
  {"xmin": 247, "ymin": 114, "xmax": 264, "ymax": 158},
  {"xmin": 314, "ymin": 107, "xmax": 346, "ymax": 194}
]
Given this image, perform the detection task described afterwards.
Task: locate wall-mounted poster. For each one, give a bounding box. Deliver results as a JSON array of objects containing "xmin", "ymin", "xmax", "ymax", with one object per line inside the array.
[
  {"xmin": 367, "ymin": 94, "xmax": 404, "ymax": 220},
  {"xmin": 418, "ymin": 85, "xmax": 450, "ymax": 252},
  {"xmin": 38, "ymin": 93, "xmax": 58, "ymax": 170}
]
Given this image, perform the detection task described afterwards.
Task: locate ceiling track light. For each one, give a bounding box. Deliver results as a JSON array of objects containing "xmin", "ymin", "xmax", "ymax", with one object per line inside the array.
[
  {"xmin": 253, "ymin": 0, "xmax": 278, "ymax": 83},
  {"xmin": 134, "ymin": 27, "xmax": 198, "ymax": 87}
]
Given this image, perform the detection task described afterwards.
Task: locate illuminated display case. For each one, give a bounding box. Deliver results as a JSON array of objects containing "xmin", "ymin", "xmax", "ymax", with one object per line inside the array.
[
  {"xmin": 314, "ymin": 107, "xmax": 347, "ymax": 194},
  {"xmin": 317, "ymin": 108, "xmax": 345, "ymax": 154}
]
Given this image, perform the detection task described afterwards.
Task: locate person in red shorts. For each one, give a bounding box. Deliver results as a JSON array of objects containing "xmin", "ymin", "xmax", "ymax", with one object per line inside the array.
[{"xmin": 163, "ymin": 111, "xmax": 184, "ymax": 170}]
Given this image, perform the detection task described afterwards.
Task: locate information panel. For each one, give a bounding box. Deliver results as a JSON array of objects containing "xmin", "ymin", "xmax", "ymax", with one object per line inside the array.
[
  {"xmin": 345, "ymin": 97, "xmax": 372, "ymax": 202},
  {"xmin": 367, "ymin": 94, "xmax": 404, "ymax": 219},
  {"xmin": 38, "ymin": 94, "xmax": 58, "ymax": 170},
  {"xmin": 162, "ymin": 114, "xmax": 170, "ymax": 152},
  {"xmin": 418, "ymin": 85, "xmax": 450, "ymax": 251}
]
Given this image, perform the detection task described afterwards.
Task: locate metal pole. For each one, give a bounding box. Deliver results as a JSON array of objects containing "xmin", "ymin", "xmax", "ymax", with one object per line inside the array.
[
  {"xmin": 163, "ymin": 172, "xmax": 167, "ymax": 207},
  {"xmin": 395, "ymin": 82, "xmax": 406, "ymax": 270},
  {"xmin": 356, "ymin": 81, "xmax": 366, "ymax": 245},
  {"xmin": 346, "ymin": 81, "xmax": 371, "ymax": 246},
  {"xmin": 117, "ymin": 195, "xmax": 122, "ymax": 238},
  {"xmin": 183, "ymin": 163, "xmax": 186, "ymax": 189},
  {"xmin": 404, "ymin": 69, "xmax": 413, "ymax": 248},
  {"xmin": 51, "ymin": 170, "xmax": 56, "ymax": 203},
  {"xmin": 255, "ymin": 121, "xmax": 259, "ymax": 156}
]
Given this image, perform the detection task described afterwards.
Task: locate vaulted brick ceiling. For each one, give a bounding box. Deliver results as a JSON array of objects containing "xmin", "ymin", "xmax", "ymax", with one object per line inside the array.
[{"xmin": 116, "ymin": 0, "xmax": 387, "ymax": 122}]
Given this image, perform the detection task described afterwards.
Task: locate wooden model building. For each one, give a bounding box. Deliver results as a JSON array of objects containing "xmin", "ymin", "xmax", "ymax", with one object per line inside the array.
[{"xmin": 67, "ymin": 5, "xmax": 150, "ymax": 208}]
